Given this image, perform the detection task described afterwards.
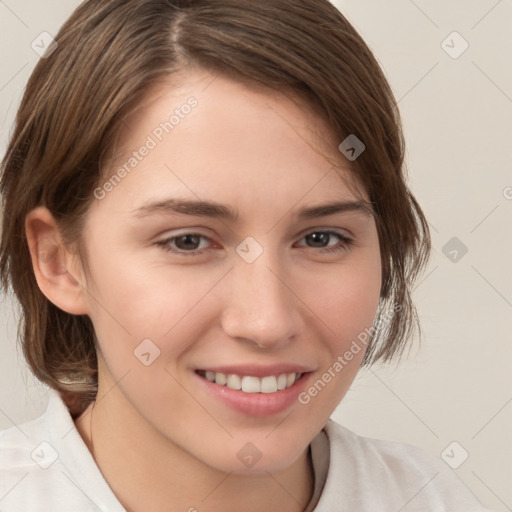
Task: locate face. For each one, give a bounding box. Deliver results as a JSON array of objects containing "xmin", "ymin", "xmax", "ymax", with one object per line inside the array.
[{"xmin": 77, "ymin": 68, "xmax": 381, "ymax": 474}]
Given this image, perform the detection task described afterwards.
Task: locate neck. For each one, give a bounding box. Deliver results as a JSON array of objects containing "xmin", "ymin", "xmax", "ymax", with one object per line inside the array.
[{"xmin": 74, "ymin": 383, "xmax": 314, "ymax": 512}]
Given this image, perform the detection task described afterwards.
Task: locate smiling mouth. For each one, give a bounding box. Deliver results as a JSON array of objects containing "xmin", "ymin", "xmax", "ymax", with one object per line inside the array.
[{"xmin": 195, "ymin": 370, "xmax": 304, "ymax": 394}]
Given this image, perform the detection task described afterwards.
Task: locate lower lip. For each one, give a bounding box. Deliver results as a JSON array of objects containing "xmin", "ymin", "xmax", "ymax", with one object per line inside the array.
[{"xmin": 195, "ymin": 372, "xmax": 311, "ymax": 417}]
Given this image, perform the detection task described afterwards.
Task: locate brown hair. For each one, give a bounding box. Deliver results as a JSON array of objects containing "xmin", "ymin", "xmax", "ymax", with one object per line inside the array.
[{"xmin": 0, "ymin": 0, "xmax": 430, "ymax": 412}]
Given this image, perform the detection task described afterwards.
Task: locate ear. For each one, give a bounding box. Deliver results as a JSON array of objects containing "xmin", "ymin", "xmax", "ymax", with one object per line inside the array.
[{"xmin": 25, "ymin": 206, "xmax": 89, "ymax": 315}]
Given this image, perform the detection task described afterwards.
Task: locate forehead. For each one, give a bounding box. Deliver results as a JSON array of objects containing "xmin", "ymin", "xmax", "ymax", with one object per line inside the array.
[{"xmin": 97, "ymin": 68, "xmax": 367, "ymax": 217}]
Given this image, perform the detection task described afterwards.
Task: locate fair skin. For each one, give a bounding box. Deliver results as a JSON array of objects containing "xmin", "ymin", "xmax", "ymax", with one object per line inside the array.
[{"xmin": 25, "ymin": 68, "xmax": 382, "ymax": 512}]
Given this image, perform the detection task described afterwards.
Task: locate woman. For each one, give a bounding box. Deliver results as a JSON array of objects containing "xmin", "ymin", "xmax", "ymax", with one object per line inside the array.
[{"xmin": 0, "ymin": 0, "xmax": 493, "ymax": 510}]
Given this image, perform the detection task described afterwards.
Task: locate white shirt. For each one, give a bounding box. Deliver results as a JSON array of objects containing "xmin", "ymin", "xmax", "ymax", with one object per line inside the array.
[{"xmin": 0, "ymin": 388, "xmax": 493, "ymax": 511}]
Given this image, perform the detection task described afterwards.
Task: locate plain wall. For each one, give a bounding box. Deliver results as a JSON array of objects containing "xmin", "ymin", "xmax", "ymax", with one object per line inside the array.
[{"xmin": 0, "ymin": 1, "xmax": 510, "ymax": 510}]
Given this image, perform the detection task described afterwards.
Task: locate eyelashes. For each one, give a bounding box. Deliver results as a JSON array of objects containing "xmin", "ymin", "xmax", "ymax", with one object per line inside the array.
[
  {"xmin": 296, "ymin": 230, "xmax": 353, "ymax": 253},
  {"xmin": 156, "ymin": 233, "xmax": 210, "ymax": 254},
  {"xmin": 154, "ymin": 230, "xmax": 354, "ymax": 257}
]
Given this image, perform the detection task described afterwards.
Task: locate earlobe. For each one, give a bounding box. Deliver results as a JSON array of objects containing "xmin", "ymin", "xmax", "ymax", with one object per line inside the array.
[{"xmin": 25, "ymin": 206, "xmax": 89, "ymax": 315}]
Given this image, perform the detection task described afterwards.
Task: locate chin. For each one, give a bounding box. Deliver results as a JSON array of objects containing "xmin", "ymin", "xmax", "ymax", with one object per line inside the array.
[{"xmin": 194, "ymin": 432, "xmax": 310, "ymax": 475}]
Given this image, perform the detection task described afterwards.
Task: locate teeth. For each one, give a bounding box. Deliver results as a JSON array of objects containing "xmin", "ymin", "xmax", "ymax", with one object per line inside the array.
[
  {"xmin": 242, "ymin": 376, "xmax": 260, "ymax": 393},
  {"xmin": 226, "ymin": 374, "xmax": 242, "ymax": 390},
  {"xmin": 201, "ymin": 371, "xmax": 301, "ymax": 394},
  {"xmin": 214, "ymin": 372, "xmax": 227, "ymax": 385},
  {"xmin": 277, "ymin": 374, "xmax": 287, "ymax": 390},
  {"xmin": 261, "ymin": 376, "xmax": 278, "ymax": 393}
]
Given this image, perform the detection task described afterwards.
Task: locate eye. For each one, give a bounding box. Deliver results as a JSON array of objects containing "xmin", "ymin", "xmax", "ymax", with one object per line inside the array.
[
  {"xmin": 295, "ymin": 230, "xmax": 353, "ymax": 253},
  {"xmin": 155, "ymin": 233, "xmax": 212, "ymax": 255},
  {"xmin": 154, "ymin": 229, "xmax": 353, "ymax": 257}
]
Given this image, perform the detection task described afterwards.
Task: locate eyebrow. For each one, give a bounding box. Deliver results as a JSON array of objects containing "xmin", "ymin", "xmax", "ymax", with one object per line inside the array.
[{"xmin": 132, "ymin": 198, "xmax": 374, "ymax": 221}]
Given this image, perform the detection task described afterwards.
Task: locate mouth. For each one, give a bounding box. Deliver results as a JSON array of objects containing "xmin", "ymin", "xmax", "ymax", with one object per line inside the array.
[
  {"xmin": 194, "ymin": 367, "xmax": 312, "ymax": 417},
  {"xmin": 195, "ymin": 369, "xmax": 304, "ymax": 394}
]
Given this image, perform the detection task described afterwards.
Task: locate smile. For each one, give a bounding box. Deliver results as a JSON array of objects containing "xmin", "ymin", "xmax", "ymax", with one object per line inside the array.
[
  {"xmin": 196, "ymin": 370, "xmax": 302, "ymax": 394},
  {"xmin": 194, "ymin": 364, "xmax": 312, "ymax": 416}
]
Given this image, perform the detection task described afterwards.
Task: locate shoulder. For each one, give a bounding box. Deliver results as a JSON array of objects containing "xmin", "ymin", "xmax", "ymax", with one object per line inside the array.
[
  {"xmin": 0, "ymin": 396, "xmax": 53, "ymax": 473},
  {"xmin": 315, "ymin": 419, "xmax": 494, "ymax": 511},
  {"xmin": 324, "ymin": 419, "xmax": 442, "ymax": 474},
  {"xmin": 0, "ymin": 389, "xmax": 108, "ymax": 511}
]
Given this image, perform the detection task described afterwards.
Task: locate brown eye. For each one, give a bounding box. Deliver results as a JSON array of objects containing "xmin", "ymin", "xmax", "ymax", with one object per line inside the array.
[
  {"xmin": 297, "ymin": 230, "xmax": 353, "ymax": 252},
  {"xmin": 155, "ymin": 233, "xmax": 211, "ymax": 255},
  {"xmin": 304, "ymin": 232, "xmax": 331, "ymax": 248},
  {"xmin": 174, "ymin": 234, "xmax": 202, "ymax": 251}
]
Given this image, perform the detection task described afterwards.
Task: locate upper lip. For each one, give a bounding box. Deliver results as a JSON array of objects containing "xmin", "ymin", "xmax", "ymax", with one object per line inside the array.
[{"xmin": 196, "ymin": 364, "xmax": 312, "ymax": 378}]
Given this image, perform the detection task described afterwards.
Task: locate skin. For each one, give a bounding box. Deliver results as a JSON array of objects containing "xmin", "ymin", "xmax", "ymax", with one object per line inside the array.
[{"xmin": 25, "ymin": 68, "xmax": 382, "ymax": 512}]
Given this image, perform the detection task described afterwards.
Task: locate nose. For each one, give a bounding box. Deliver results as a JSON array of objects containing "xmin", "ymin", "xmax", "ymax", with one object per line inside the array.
[{"xmin": 220, "ymin": 252, "xmax": 300, "ymax": 349}]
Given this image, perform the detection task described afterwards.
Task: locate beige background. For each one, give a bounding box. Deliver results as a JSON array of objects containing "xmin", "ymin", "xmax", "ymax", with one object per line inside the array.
[{"xmin": 1, "ymin": 1, "xmax": 511, "ymax": 510}]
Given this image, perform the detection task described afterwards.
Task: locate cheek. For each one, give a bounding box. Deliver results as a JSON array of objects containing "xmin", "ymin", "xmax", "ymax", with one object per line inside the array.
[
  {"xmin": 83, "ymin": 254, "xmax": 213, "ymax": 412},
  {"xmin": 301, "ymin": 250, "xmax": 382, "ymax": 345},
  {"xmin": 280, "ymin": 252, "xmax": 382, "ymax": 447},
  {"xmin": 83, "ymin": 245, "xmax": 221, "ymax": 341}
]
